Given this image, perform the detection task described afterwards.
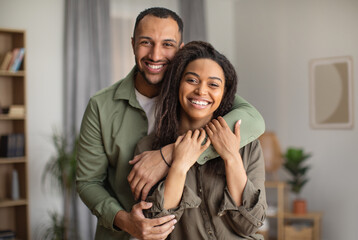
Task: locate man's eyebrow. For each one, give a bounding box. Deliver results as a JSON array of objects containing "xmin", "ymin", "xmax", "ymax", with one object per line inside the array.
[
  {"xmin": 137, "ymin": 36, "xmax": 177, "ymax": 44},
  {"xmin": 163, "ymin": 39, "xmax": 177, "ymax": 44},
  {"xmin": 184, "ymin": 72, "xmax": 222, "ymax": 82},
  {"xmin": 137, "ymin": 36, "xmax": 152, "ymax": 40}
]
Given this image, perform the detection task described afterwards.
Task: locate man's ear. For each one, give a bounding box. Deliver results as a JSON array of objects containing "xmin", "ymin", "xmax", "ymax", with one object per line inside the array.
[
  {"xmin": 131, "ymin": 37, "xmax": 135, "ymax": 53},
  {"xmin": 179, "ymin": 42, "xmax": 184, "ymax": 49}
]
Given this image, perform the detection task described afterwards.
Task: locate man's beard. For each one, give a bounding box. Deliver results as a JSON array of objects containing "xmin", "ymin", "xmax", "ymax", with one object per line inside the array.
[
  {"xmin": 135, "ymin": 60, "xmax": 163, "ymax": 86},
  {"xmin": 138, "ymin": 69, "xmax": 162, "ymax": 86}
]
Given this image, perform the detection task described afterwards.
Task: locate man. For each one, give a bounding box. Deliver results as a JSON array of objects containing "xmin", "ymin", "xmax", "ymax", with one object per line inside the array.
[{"xmin": 76, "ymin": 7, "xmax": 265, "ymax": 240}]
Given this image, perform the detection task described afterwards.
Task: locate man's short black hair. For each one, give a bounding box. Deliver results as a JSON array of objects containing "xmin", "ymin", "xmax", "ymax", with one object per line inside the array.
[{"xmin": 133, "ymin": 7, "xmax": 184, "ymax": 43}]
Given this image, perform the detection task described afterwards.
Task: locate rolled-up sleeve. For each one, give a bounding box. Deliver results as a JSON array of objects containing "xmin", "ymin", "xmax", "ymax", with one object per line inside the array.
[
  {"xmin": 218, "ymin": 140, "xmax": 267, "ymax": 236},
  {"xmin": 145, "ymin": 181, "xmax": 202, "ymax": 221}
]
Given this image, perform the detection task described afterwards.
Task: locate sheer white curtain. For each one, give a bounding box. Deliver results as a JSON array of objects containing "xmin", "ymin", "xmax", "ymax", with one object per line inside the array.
[
  {"xmin": 64, "ymin": 0, "xmax": 111, "ymax": 239},
  {"xmin": 180, "ymin": 0, "xmax": 207, "ymax": 43},
  {"xmin": 111, "ymin": 16, "xmax": 135, "ymax": 83}
]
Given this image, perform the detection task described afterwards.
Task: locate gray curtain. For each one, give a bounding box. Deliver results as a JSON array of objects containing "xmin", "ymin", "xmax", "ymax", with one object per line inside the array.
[
  {"xmin": 180, "ymin": 0, "xmax": 207, "ymax": 43},
  {"xmin": 64, "ymin": 0, "xmax": 111, "ymax": 239}
]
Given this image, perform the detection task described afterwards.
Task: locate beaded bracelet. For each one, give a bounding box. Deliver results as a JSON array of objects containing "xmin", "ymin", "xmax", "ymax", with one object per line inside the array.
[{"xmin": 159, "ymin": 147, "xmax": 171, "ymax": 167}]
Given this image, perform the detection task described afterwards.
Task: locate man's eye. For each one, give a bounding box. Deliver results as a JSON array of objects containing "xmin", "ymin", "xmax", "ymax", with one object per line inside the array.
[
  {"xmin": 141, "ymin": 41, "xmax": 150, "ymax": 45},
  {"xmin": 163, "ymin": 42, "xmax": 174, "ymax": 47}
]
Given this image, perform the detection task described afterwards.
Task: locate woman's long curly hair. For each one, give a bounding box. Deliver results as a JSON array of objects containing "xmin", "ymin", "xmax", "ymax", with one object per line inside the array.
[{"xmin": 152, "ymin": 41, "xmax": 238, "ymax": 149}]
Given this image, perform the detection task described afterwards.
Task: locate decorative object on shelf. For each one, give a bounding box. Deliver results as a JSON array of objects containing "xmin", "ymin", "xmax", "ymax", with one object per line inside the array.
[
  {"xmin": 11, "ymin": 169, "xmax": 20, "ymax": 200},
  {"xmin": 9, "ymin": 105, "xmax": 25, "ymax": 116},
  {"xmin": 258, "ymin": 131, "xmax": 282, "ymax": 179},
  {"xmin": 283, "ymin": 147, "xmax": 311, "ymax": 214}
]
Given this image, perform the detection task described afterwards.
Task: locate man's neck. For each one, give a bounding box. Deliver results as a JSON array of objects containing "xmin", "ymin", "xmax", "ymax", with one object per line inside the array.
[{"xmin": 134, "ymin": 72, "xmax": 160, "ymax": 98}]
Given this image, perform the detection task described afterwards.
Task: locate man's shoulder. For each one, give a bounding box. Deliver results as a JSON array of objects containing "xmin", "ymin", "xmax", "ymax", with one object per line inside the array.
[{"xmin": 90, "ymin": 80, "xmax": 122, "ymax": 101}]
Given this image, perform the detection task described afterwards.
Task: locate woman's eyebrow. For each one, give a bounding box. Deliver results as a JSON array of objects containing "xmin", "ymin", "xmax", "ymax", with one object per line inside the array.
[{"xmin": 184, "ymin": 72, "xmax": 222, "ymax": 82}]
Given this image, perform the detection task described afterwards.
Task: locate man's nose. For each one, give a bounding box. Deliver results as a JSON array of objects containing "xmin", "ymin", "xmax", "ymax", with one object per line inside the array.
[{"xmin": 149, "ymin": 45, "xmax": 162, "ymax": 61}]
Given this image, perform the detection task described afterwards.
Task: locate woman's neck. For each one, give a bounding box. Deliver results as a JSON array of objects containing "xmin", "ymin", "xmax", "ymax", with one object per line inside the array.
[{"xmin": 178, "ymin": 114, "xmax": 213, "ymax": 135}]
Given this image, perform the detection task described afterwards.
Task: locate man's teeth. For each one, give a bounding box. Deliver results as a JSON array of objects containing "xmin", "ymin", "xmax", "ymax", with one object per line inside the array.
[
  {"xmin": 148, "ymin": 64, "xmax": 163, "ymax": 69},
  {"xmin": 191, "ymin": 100, "xmax": 209, "ymax": 106}
]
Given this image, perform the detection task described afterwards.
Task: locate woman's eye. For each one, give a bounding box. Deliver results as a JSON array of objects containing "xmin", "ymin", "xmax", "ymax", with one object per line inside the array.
[
  {"xmin": 186, "ymin": 78, "xmax": 197, "ymax": 83},
  {"xmin": 209, "ymin": 83, "xmax": 219, "ymax": 88}
]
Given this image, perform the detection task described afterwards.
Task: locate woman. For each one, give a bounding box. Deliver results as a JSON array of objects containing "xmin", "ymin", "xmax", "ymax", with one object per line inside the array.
[{"xmin": 138, "ymin": 41, "xmax": 266, "ymax": 239}]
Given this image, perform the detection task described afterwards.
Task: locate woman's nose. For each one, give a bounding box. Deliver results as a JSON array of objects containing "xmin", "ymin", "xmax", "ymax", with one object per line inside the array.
[{"xmin": 195, "ymin": 84, "xmax": 207, "ymax": 95}]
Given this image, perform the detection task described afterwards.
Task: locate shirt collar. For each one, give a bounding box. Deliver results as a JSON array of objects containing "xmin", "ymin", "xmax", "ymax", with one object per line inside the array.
[{"xmin": 114, "ymin": 66, "xmax": 142, "ymax": 109}]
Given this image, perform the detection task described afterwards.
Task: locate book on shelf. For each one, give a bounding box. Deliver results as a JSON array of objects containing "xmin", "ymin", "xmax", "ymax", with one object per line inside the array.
[
  {"xmin": 0, "ymin": 51, "xmax": 13, "ymax": 70},
  {"xmin": 0, "ymin": 48, "xmax": 25, "ymax": 72},
  {"xmin": 0, "ymin": 134, "xmax": 25, "ymax": 158},
  {"xmin": 0, "ymin": 230, "xmax": 15, "ymax": 240},
  {"xmin": 10, "ymin": 48, "xmax": 25, "ymax": 72}
]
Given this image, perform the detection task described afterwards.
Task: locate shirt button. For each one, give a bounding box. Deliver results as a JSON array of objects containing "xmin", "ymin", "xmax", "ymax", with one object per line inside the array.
[
  {"xmin": 199, "ymin": 188, "xmax": 202, "ymax": 193},
  {"xmin": 204, "ymin": 156, "xmax": 209, "ymax": 161}
]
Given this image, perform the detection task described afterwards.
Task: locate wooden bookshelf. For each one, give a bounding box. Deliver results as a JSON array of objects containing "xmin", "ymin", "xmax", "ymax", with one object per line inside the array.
[{"xmin": 0, "ymin": 28, "xmax": 29, "ymax": 240}]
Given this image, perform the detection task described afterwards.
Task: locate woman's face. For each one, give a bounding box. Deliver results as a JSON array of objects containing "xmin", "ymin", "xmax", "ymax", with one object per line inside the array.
[{"xmin": 179, "ymin": 58, "xmax": 225, "ymax": 124}]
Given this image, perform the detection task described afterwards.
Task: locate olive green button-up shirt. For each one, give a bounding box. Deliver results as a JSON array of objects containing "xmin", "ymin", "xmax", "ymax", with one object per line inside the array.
[{"xmin": 76, "ymin": 67, "xmax": 265, "ymax": 240}]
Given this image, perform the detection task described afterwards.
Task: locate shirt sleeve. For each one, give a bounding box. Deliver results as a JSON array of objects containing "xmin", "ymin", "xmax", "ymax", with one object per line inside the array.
[
  {"xmin": 76, "ymin": 98, "xmax": 123, "ymax": 232},
  {"xmin": 217, "ymin": 140, "xmax": 267, "ymax": 236},
  {"xmin": 197, "ymin": 94, "xmax": 265, "ymax": 164},
  {"xmin": 144, "ymin": 181, "xmax": 202, "ymax": 221}
]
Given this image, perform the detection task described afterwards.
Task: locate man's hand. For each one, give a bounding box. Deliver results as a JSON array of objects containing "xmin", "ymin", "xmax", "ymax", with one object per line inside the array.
[
  {"xmin": 114, "ymin": 201, "xmax": 176, "ymax": 240},
  {"xmin": 128, "ymin": 145, "xmax": 173, "ymax": 201}
]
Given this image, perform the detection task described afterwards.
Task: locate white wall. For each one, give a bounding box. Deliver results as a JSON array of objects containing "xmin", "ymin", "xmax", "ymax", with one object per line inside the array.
[
  {"xmin": 0, "ymin": 0, "xmax": 64, "ymax": 238},
  {"xmin": 229, "ymin": 1, "xmax": 358, "ymax": 239}
]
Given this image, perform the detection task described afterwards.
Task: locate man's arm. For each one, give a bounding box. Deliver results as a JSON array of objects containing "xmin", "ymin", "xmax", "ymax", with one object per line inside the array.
[
  {"xmin": 77, "ymin": 98, "xmax": 123, "ymax": 230},
  {"xmin": 77, "ymin": 99, "xmax": 176, "ymax": 238},
  {"xmin": 129, "ymin": 94, "xmax": 265, "ymax": 200}
]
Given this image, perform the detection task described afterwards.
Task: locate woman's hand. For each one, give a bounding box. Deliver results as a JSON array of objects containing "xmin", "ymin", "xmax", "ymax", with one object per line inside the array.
[
  {"xmin": 172, "ymin": 128, "xmax": 211, "ymax": 173},
  {"xmin": 205, "ymin": 117, "xmax": 241, "ymax": 162}
]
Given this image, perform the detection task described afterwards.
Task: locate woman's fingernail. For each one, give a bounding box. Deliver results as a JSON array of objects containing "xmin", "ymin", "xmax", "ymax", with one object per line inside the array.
[{"xmin": 238, "ymin": 119, "xmax": 242, "ymax": 125}]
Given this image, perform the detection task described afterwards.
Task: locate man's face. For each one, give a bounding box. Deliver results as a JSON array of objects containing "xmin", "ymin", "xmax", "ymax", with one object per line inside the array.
[{"xmin": 132, "ymin": 15, "xmax": 183, "ymax": 88}]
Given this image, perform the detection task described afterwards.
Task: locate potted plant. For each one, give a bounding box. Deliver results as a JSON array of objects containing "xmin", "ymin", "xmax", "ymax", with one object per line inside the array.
[
  {"xmin": 282, "ymin": 147, "xmax": 311, "ymax": 214},
  {"xmin": 41, "ymin": 130, "xmax": 79, "ymax": 239}
]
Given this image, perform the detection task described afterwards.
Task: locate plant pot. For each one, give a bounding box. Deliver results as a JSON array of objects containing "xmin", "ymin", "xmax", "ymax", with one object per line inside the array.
[{"xmin": 293, "ymin": 199, "xmax": 307, "ymax": 214}]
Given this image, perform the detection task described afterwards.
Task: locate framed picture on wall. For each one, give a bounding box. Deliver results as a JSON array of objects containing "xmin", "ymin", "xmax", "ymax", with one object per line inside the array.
[{"xmin": 309, "ymin": 56, "xmax": 354, "ymax": 129}]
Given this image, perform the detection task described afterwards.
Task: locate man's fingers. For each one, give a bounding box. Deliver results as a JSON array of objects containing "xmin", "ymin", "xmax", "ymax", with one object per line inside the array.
[
  {"xmin": 141, "ymin": 183, "xmax": 153, "ymax": 201},
  {"xmin": 150, "ymin": 218, "xmax": 176, "ymax": 234},
  {"xmin": 128, "ymin": 153, "xmax": 142, "ymax": 165},
  {"xmin": 134, "ymin": 201, "xmax": 153, "ymax": 211},
  {"xmin": 150, "ymin": 214, "xmax": 176, "ymax": 227},
  {"xmin": 144, "ymin": 218, "xmax": 176, "ymax": 240},
  {"xmin": 134, "ymin": 180, "xmax": 147, "ymax": 200}
]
